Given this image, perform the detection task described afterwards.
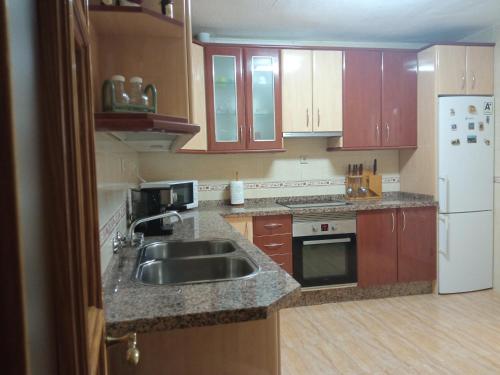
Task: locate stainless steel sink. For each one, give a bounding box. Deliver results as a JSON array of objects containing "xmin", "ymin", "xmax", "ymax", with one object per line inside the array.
[
  {"xmin": 135, "ymin": 256, "xmax": 259, "ymax": 285},
  {"xmin": 141, "ymin": 240, "xmax": 237, "ymax": 260},
  {"xmin": 133, "ymin": 240, "xmax": 259, "ymax": 285}
]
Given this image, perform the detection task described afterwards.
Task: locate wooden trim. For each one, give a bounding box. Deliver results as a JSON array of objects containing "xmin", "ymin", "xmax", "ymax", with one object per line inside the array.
[
  {"xmin": 94, "ymin": 112, "xmax": 200, "ymax": 133},
  {"xmin": 244, "ymin": 48, "xmax": 283, "ymax": 150},
  {"xmin": 0, "ymin": 3, "xmax": 28, "ymax": 374},
  {"xmin": 418, "ymin": 41, "xmax": 495, "ymax": 52},
  {"xmin": 89, "ymin": 4, "xmax": 184, "ymax": 27}
]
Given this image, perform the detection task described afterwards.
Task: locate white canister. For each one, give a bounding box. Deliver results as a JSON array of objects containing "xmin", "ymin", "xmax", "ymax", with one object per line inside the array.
[{"xmin": 230, "ymin": 181, "xmax": 244, "ymax": 205}]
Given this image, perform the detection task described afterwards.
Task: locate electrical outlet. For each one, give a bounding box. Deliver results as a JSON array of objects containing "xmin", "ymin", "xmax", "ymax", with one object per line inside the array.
[{"xmin": 300, "ymin": 155, "xmax": 308, "ymax": 164}]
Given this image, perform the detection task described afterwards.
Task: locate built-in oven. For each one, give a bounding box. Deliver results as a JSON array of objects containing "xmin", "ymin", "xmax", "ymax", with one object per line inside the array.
[{"xmin": 292, "ymin": 212, "xmax": 357, "ymax": 287}]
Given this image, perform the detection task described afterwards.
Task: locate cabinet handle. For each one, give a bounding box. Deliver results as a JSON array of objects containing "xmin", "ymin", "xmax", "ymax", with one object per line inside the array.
[
  {"xmin": 264, "ymin": 223, "xmax": 283, "ymax": 229},
  {"xmin": 376, "ymin": 123, "xmax": 380, "ymax": 141},
  {"xmin": 264, "ymin": 243, "xmax": 285, "ymax": 248},
  {"xmin": 461, "ymin": 73, "xmax": 466, "ymax": 90},
  {"xmin": 106, "ymin": 332, "xmax": 140, "ymax": 366},
  {"xmin": 472, "ymin": 73, "xmax": 476, "ymax": 89},
  {"xmin": 306, "ymin": 109, "xmax": 310, "ymax": 128},
  {"xmin": 239, "ymin": 126, "xmax": 243, "ymax": 142},
  {"xmin": 317, "ymin": 108, "xmax": 320, "ymax": 128},
  {"xmin": 249, "ymin": 126, "xmax": 253, "ymax": 141},
  {"xmin": 385, "ymin": 123, "xmax": 390, "ymax": 143},
  {"xmin": 391, "ymin": 212, "xmax": 395, "ymax": 233},
  {"xmin": 402, "ymin": 211, "xmax": 406, "ymax": 232}
]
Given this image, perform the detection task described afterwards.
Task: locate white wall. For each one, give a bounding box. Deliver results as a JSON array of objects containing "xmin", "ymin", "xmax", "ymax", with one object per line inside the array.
[
  {"xmin": 139, "ymin": 139, "xmax": 400, "ymax": 200},
  {"xmin": 95, "ymin": 133, "xmax": 139, "ymax": 272}
]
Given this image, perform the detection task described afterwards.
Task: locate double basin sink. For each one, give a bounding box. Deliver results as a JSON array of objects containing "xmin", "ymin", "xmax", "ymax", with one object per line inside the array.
[{"xmin": 134, "ymin": 240, "xmax": 259, "ymax": 285}]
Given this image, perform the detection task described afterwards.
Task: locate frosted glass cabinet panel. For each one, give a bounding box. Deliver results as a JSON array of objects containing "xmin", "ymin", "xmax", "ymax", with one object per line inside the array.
[
  {"xmin": 206, "ymin": 46, "xmax": 282, "ymax": 151},
  {"xmin": 213, "ymin": 55, "xmax": 239, "ymax": 142}
]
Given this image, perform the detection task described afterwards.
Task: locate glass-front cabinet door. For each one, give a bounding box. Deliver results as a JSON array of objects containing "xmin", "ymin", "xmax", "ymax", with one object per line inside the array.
[
  {"xmin": 205, "ymin": 46, "xmax": 282, "ymax": 151},
  {"xmin": 245, "ymin": 48, "xmax": 282, "ymax": 150},
  {"xmin": 206, "ymin": 47, "xmax": 246, "ymax": 151}
]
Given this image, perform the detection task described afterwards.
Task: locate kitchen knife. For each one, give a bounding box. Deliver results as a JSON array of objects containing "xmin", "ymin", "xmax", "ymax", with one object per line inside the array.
[
  {"xmin": 348, "ymin": 164, "xmax": 351, "ymax": 176},
  {"xmin": 373, "ymin": 159, "xmax": 377, "ymax": 175},
  {"xmin": 359, "ymin": 164, "xmax": 363, "ymax": 176},
  {"xmin": 353, "ymin": 164, "xmax": 357, "ymax": 176}
]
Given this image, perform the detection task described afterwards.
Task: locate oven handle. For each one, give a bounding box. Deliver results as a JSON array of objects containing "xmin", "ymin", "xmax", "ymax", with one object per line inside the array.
[{"xmin": 303, "ymin": 238, "xmax": 351, "ymax": 245}]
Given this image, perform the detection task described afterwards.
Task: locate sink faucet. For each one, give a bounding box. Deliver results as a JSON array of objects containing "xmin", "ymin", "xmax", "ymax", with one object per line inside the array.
[{"xmin": 128, "ymin": 211, "xmax": 183, "ymax": 245}]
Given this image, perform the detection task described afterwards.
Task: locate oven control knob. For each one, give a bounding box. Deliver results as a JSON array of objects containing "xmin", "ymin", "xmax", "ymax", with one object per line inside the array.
[
  {"xmin": 312, "ymin": 224, "xmax": 319, "ymax": 232},
  {"xmin": 331, "ymin": 224, "xmax": 336, "ymax": 231}
]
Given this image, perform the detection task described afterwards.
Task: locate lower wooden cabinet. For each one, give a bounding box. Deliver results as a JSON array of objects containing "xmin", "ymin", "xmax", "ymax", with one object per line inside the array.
[
  {"xmin": 398, "ymin": 207, "xmax": 437, "ymax": 283},
  {"xmin": 253, "ymin": 215, "xmax": 293, "ymax": 274},
  {"xmin": 357, "ymin": 209, "xmax": 398, "ymax": 287},
  {"xmin": 357, "ymin": 207, "xmax": 437, "ymax": 288},
  {"xmin": 225, "ymin": 216, "xmax": 253, "ymax": 242}
]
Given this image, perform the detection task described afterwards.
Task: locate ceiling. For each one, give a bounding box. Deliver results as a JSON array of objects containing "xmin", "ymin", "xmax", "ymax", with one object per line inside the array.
[{"xmin": 191, "ymin": 0, "xmax": 500, "ymax": 43}]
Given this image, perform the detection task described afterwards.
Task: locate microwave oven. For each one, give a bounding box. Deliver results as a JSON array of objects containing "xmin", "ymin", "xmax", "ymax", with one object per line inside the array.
[{"xmin": 129, "ymin": 180, "xmax": 198, "ymax": 236}]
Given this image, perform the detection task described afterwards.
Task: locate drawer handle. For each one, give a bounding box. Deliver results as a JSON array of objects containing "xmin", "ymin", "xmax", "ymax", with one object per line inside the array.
[
  {"xmin": 270, "ymin": 253, "xmax": 290, "ymax": 257},
  {"xmin": 264, "ymin": 243, "xmax": 285, "ymax": 248},
  {"xmin": 263, "ymin": 223, "xmax": 283, "ymax": 229}
]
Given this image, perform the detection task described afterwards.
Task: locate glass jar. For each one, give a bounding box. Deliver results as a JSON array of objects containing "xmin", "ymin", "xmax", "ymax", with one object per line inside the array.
[
  {"xmin": 129, "ymin": 76, "xmax": 149, "ymax": 106},
  {"xmin": 111, "ymin": 75, "xmax": 129, "ymax": 105}
]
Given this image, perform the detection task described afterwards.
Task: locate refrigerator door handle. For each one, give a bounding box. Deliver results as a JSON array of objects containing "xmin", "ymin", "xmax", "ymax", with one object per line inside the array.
[
  {"xmin": 439, "ymin": 215, "xmax": 449, "ymax": 258},
  {"xmin": 438, "ymin": 176, "xmax": 449, "ymax": 212}
]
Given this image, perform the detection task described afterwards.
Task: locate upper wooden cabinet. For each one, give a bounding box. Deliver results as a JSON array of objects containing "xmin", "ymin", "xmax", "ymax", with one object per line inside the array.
[
  {"xmin": 436, "ymin": 45, "xmax": 494, "ymax": 95},
  {"xmin": 282, "ymin": 49, "xmax": 343, "ymax": 134},
  {"xmin": 205, "ymin": 46, "xmax": 283, "ymax": 152},
  {"xmin": 343, "ymin": 50, "xmax": 417, "ymax": 149}
]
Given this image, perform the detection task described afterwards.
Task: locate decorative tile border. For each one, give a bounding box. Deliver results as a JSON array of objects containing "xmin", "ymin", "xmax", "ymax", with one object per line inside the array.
[
  {"xmin": 99, "ymin": 202, "xmax": 127, "ymax": 247},
  {"xmin": 199, "ymin": 176, "xmax": 400, "ymax": 192}
]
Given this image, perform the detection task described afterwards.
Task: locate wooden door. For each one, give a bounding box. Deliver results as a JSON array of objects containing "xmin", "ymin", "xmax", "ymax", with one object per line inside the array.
[
  {"xmin": 312, "ymin": 50, "xmax": 343, "ymax": 132},
  {"xmin": 245, "ymin": 48, "xmax": 283, "ymax": 150},
  {"xmin": 357, "ymin": 209, "xmax": 398, "ymax": 287},
  {"xmin": 182, "ymin": 43, "xmax": 208, "ymax": 151},
  {"xmin": 281, "ymin": 49, "xmax": 313, "ymax": 133},
  {"xmin": 343, "ymin": 50, "xmax": 382, "ymax": 149},
  {"xmin": 436, "ymin": 45, "xmax": 466, "ymax": 95},
  {"xmin": 205, "ymin": 46, "xmax": 246, "ymax": 151},
  {"xmin": 398, "ymin": 207, "xmax": 437, "ymax": 283},
  {"xmin": 38, "ymin": 1, "xmax": 108, "ymax": 374},
  {"xmin": 466, "ymin": 46, "xmax": 494, "ymax": 95},
  {"xmin": 381, "ymin": 51, "xmax": 417, "ymax": 147}
]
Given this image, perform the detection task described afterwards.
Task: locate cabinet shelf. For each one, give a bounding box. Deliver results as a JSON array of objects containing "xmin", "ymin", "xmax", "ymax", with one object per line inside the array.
[
  {"xmin": 94, "ymin": 112, "xmax": 200, "ymax": 152},
  {"xmin": 89, "ymin": 5, "xmax": 184, "ymax": 38}
]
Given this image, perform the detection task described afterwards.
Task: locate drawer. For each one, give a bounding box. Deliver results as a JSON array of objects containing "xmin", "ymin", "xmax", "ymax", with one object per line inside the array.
[
  {"xmin": 253, "ymin": 234, "xmax": 292, "ymax": 256},
  {"xmin": 253, "ymin": 215, "xmax": 292, "ymax": 236},
  {"xmin": 269, "ymin": 253, "xmax": 292, "ymax": 275}
]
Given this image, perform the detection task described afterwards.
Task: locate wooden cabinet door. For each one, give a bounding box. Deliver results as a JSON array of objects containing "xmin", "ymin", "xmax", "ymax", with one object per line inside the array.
[
  {"xmin": 343, "ymin": 50, "xmax": 382, "ymax": 149},
  {"xmin": 381, "ymin": 52, "xmax": 417, "ymax": 147},
  {"xmin": 398, "ymin": 207, "xmax": 437, "ymax": 283},
  {"xmin": 205, "ymin": 46, "xmax": 246, "ymax": 151},
  {"xmin": 436, "ymin": 45, "xmax": 466, "ymax": 95},
  {"xmin": 357, "ymin": 209, "xmax": 398, "ymax": 287},
  {"xmin": 281, "ymin": 49, "xmax": 313, "ymax": 133},
  {"xmin": 245, "ymin": 48, "xmax": 283, "ymax": 150},
  {"xmin": 312, "ymin": 50, "xmax": 343, "ymax": 132},
  {"xmin": 182, "ymin": 43, "xmax": 208, "ymax": 151},
  {"xmin": 466, "ymin": 46, "xmax": 494, "ymax": 95},
  {"xmin": 226, "ymin": 216, "xmax": 253, "ymax": 242}
]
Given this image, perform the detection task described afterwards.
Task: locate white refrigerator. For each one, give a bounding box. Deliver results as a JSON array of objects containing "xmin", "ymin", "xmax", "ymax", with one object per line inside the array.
[{"xmin": 438, "ymin": 96, "xmax": 494, "ymax": 294}]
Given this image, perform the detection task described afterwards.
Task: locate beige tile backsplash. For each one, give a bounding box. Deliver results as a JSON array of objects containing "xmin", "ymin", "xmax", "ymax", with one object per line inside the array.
[{"xmin": 95, "ymin": 133, "xmax": 139, "ymax": 273}]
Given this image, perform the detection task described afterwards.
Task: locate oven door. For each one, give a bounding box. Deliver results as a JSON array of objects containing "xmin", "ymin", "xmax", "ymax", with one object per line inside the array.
[{"xmin": 293, "ymin": 234, "xmax": 357, "ymax": 287}]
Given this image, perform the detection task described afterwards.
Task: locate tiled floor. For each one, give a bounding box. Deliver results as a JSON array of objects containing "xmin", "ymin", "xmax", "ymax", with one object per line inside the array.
[{"xmin": 281, "ymin": 290, "xmax": 500, "ymax": 374}]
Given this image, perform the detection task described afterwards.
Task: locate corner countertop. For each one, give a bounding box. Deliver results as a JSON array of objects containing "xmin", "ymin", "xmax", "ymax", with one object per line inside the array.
[{"xmin": 102, "ymin": 192, "xmax": 436, "ymax": 336}]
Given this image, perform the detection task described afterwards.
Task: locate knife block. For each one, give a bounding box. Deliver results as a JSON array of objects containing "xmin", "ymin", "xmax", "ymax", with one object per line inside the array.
[{"xmin": 345, "ymin": 171, "xmax": 382, "ymax": 201}]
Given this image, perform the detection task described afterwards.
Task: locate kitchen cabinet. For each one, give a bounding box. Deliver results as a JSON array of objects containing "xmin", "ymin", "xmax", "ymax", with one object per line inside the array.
[
  {"xmin": 398, "ymin": 207, "xmax": 437, "ymax": 283},
  {"xmin": 357, "ymin": 207, "xmax": 437, "ymax": 287},
  {"xmin": 225, "ymin": 216, "xmax": 253, "ymax": 242},
  {"xmin": 282, "ymin": 49, "xmax": 343, "ymax": 134},
  {"xmin": 436, "ymin": 45, "xmax": 494, "ymax": 95},
  {"xmin": 253, "ymin": 215, "xmax": 293, "ymax": 274},
  {"xmin": 343, "ymin": 50, "xmax": 417, "ymax": 149},
  {"xmin": 357, "ymin": 209, "xmax": 398, "ymax": 287},
  {"xmin": 205, "ymin": 46, "xmax": 283, "ymax": 152}
]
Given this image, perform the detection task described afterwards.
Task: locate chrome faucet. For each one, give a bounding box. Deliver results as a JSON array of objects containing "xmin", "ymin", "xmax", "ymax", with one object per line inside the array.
[{"xmin": 128, "ymin": 211, "xmax": 183, "ymax": 245}]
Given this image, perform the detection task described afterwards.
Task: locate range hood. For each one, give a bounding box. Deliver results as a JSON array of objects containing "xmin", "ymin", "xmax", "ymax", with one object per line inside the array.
[
  {"xmin": 283, "ymin": 131, "xmax": 342, "ymax": 138},
  {"xmin": 94, "ymin": 112, "xmax": 200, "ymax": 152}
]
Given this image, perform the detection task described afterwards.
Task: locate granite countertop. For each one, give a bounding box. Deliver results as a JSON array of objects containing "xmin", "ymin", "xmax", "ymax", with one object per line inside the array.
[{"xmin": 102, "ymin": 192, "xmax": 436, "ymax": 336}]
